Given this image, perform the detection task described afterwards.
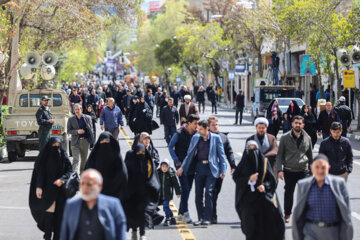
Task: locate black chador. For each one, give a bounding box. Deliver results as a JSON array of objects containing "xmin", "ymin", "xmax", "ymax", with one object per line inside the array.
[
  {"xmin": 123, "ymin": 144, "xmax": 160, "ymax": 234},
  {"xmin": 233, "ymin": 143, "xmax": 285, "ymax": 240},
  {"xmin": 29, "ymin": 137, "xmax": 72, "ymax": 240},
  {"xmin": 85, "ymin": 131, "xmax": 128, "ymax": 203}
]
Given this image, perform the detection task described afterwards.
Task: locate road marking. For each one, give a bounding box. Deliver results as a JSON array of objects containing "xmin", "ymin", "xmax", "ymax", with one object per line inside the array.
[
  {"xmin": 120, "ymin": 128, "xmax": 197, "ymax": 240},
  {"xmin": 352, "ymin": 212, "xmax": 360, "ymax": 221},
  {"xmin": 0, "ymin": 206, "xmax": 28, "ymax": 210}
]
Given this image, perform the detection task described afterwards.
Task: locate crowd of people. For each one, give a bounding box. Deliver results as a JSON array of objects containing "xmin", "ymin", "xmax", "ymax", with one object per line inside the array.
[{"xmin": 31, "ymin": 79, "xmax": 355, "ymax": 240}]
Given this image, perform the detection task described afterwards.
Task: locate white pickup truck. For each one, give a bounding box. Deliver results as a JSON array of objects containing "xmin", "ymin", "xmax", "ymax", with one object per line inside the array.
[{"xmin": 3, "ymin": 89, "xmax": 71, "ymax": 161}]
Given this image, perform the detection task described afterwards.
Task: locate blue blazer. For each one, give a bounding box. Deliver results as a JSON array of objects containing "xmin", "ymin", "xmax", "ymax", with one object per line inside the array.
[
  {"xmin": 60, "ymin": 194, "xmax": 127, "ymax": 240},
  {"xmin": 180, "ymin": 132, "xmax": 227, "ymax": 178}
]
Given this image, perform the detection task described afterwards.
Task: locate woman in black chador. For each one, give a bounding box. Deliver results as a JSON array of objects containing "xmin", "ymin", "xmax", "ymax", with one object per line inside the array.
[
  {"xmin": 134, "ymin": 96, "xmax": 153, "ymax": 135},
  {"xmin": 85, "ymin": 131, "xmax": 128, "ymax": 203},
  {"xmin": 301, "ymin": 105, "xmax": 318, "ymax": 147},
  {"xmin": 233, "ymin": 141, "xmax": 284, "ymax": 240},
  {"xmin": 286, "ymin": 100, "xmax": 300, "ymax": 122},
  {"xmin": 123, "ymin": 143, "xmax": 160, "ymax": 240},
  {"xmin": 29, "ymin": 137, "xmax": 72, "ymax": 240}
]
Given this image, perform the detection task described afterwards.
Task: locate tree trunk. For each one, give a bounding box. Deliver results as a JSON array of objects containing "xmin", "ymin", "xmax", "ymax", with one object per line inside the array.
[{"xmin": 257, "ymin": 50, "xmax": 263, "ymax": 77}]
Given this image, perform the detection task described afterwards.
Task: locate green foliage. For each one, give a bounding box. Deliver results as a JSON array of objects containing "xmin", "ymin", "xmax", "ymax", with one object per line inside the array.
[{"xmin": 154, "ymin": 38, "xmax": 181, "ymax": 69}]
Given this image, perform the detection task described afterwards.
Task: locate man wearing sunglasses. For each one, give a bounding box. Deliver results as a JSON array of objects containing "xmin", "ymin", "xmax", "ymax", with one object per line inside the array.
[{"xmin": 36, "ymin": 96, "xmax": 56, "ymax": 151}]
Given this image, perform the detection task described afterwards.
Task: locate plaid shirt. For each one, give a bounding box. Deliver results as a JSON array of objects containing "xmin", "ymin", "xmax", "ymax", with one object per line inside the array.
[{"xmin": 305, "ymin": 177, "xmax": 340, "ymax": 223}]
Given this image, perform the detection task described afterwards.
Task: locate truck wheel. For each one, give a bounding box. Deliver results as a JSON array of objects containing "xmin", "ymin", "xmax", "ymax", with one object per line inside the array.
[
  {"xmin": 8, "ymin": 151, "xmax": 17, "ymax": 162},
  {"xmin": 17, "ymin": 145, "xmax": 26, "ymax": 158}
]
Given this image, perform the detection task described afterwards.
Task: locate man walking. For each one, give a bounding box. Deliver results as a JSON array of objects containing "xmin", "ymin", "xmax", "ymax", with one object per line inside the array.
[
  {"xmin": 276, "ymin": 115, "xmax": 313, "ymax": 223},
  {"xmin": 122, "ymin": 89, "xmax": 133, "ymax": 124},
  {"xmin": 69, "ymin": 89, "xmax": 83, "ymax": 113},
  {"xmin": 234, "ymin": 89, "xmax": 244, "ymax": 125},
  {"xmin": 160, "ymin": 98, "xmax": 179, "ymax": 144},
  {"xmin": 179, "ymin": 95, "xmax": 198, "ymax": 124},
  {"xmin": 292, "ymin": 154, "xmax": 353, "ymax": 240},
  {"xmin": 319, "ymin": 122, "xmax": 353, "ymax": 182},
  {"xmin": 100, "ymin": 98, "xmax": 124, "ymax": 140},
  {"xmin": 144, "ymin": 89, "xmax": 154, "ymax": 113},
  {"xmin": 60, "ymin": 169, "xmax": 127, "ymax": 240},
  {"xmin": 155, "ymin": 87, "xmax": 162, "ymax": 117},
  {"xmin": 208, "ymin": 86, "xmax": 218, "ymax": 114},
  {"xmin": 334, "ymin": 96, "xmax": 352, "ymax": 136},
  {"xmin": 176, "ymin": 120, "xmax": 227, "ymax": 226},
  {"xmin": 168, "ymin": 114, "xmax": 199, "ymax": 223},
  {"xmin": 67, "ymin": 104, "xmax": 94, "ymax": 173},
  {"xmin": 36, "ymin": 96, "xmax": 55, "ymax": 151},
  {"xmin": 208, "ymin": 116, "xmax": 236, "ymax": 224},
  {"xmin": 317, "ymin": 102, "xmax": 340, "ymax": 139}
]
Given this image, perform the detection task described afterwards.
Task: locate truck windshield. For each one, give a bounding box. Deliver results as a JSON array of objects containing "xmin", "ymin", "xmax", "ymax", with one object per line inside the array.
[
  {"xmin": 18, "ymin": 94, "xmax": 63, "ymax": 107},
  {"xmin": 260, "ymin": 89, "xmax": 295, "ymax": 102}
]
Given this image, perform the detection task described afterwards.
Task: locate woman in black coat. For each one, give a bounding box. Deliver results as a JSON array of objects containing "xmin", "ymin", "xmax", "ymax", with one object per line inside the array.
[
  {"xmin": 301, "ymin": 105, "xmax": 318, "ymax": 147},
  {"xmin": 128, "ymin": 96, "xmax": 139, "ymax": 133},
  {"xmin": 134, "ymin": 96, "xmax": 153, "ymax": 135},
  {"xmin": 85, "ymin": 104, "xmax": 97, "ymax": 139},
  {"xmin": 132, "ymin": 132, "xmax": 160, "ymax": 167},
  {"xmin": 233, "ymin": 141, "xmax": 284, "ymax": 240},
  {"xmin": 123, "ymin": 144, "xmax": 160, "ymax": 239},
  {"xmin": 266, "ymin": 99, "xmax": 282, "ymax": 119},
  {"xmin": 267, "ymin": 109, "xmax": 282, "ymax": 138},
  {"xmin": 85, "ymin": 132, "xmax": 128, "ymax": 203},
  {"xmin": 29, "ymin": 137, "xmax": 72, "ymax": 240},
  {"xmin": 286, "ymin": 100, "xmax": 300, "ymax": 122}
]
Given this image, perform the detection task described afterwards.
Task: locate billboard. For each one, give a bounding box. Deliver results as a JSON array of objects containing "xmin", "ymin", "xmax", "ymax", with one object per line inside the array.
[
  {"xmin": 299, "ymin": 54, "xmax": 316, "ymax": 76},
  {"xmin": 149, "ymin": 1, "xmax": 161, "ymax": 12}
]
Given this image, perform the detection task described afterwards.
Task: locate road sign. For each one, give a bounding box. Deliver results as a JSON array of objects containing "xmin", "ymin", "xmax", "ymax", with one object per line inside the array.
[
  {"xmin": 235, "ymin": 64, "xmax": 246, "ymax": 73},
  {"xmin": 229, "ymin": 71, "xmax": 235, "ymax": 81},
  {"xmin": 344, "ymin": 70, "xmax": 355, "ymax": 88}
]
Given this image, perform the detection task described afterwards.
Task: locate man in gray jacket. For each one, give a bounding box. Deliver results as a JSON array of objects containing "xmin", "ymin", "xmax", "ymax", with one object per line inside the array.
[
  {"xmin": 292, "ymin": 154, "xmax": 353, "ymax": 240},
  {"xmin": 67, "ymin": 104, "xmax": 94, "ymax": 173},
  {"xmin": 276, "ymin": 115, "xmax": 313, "ymax": 223}
]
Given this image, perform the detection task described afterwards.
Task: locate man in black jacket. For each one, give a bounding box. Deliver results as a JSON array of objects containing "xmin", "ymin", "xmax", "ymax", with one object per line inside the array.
[
  {"xmin": 208, "ymin": 116, "xmax": 236, "ymax": 224},
  {"xmin": 317, "ymin": 102, "xmax": 340, "ymax": 139},
  {"xmin": 234, "ymin": 89, "xmax": 245, "ymax": 125},
  {"xmin": 335, "ymin": 96, "xmax": 352, "ymax": 136},
  {"xmin": 319, "ymin": 122, "xmax": 353, "ymax": 182},
  {"xmin": 160, "ymin": 98, "xmax": 179, "ymax": 144},
  {"xmin": 168, "ymin": 114, "xmax": 199, "ymax": 223},
  {"xmin": 209, "ymin": 86, "xmax": 217, "ymax": 114}
]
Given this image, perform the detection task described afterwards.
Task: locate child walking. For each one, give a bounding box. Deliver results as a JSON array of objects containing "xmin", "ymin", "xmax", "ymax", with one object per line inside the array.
[{"xmin": 157, "ymin": 159, "xmax": 181, "ymax": 226}]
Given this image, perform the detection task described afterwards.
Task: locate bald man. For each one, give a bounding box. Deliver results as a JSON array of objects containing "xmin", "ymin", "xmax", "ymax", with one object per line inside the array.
[
  {"xmin": 100, "ymin": 97, "xmax": 124, "ymax": 140},
  {"xmin": 60, "ymin": 169, "xmax": 127, "ymax": 240}
]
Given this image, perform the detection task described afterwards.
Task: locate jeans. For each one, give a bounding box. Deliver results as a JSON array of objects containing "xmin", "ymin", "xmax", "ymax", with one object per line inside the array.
[
  {"xmin": 198, "ymin": 101, "xmax": 205, "ymax": 113},
  {"xmin": 195, "ymin": 162, "xmax": 216, "ymax": 221},
  {"xmin": 284, "ymin": 170, "xmax": 309, "ymax": 215},
  {"xmin": 178, "ymin": 173, "xmax": 195, "ymax": 215},
  {"xmin": 273, "ymin": 68, "xmax": 279, "ymax": 85},
  {"xmin": 235, "ymin": 108, "xmax": 243, "ymax": 124},
  {"xmin": 212, "ymin": 177, "xmax": 223, "ymax": 220},
  {"xmin": 164, "ymin": 125, "xmax": 176, "ymax": 144},
  {"xmin": 163, "ymin": 200, "xmax": 173, "ymax": 219},
  {"xmin": 211, "ymin": 102, "xmax": 217, "ymax": 113},
  {"xmin": 107, "ymin": 127, "xmax": 120, "ymax": 140},
  {"xmin": 71, "ymin": 138, "xmax": 90, "ymax": 174}
]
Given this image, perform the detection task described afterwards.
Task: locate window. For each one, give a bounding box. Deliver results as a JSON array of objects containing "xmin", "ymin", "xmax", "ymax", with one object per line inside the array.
[
  {"xmin": 53, "ymin": 94, "xmax": 62, "ymax": 107},
  {"xmin": 30, "ymin": 94, "xmax": 51, "ymax": 107},
  {"xmin": 19, "ymin": 94, "xmax": 29, "ymax": 107}
]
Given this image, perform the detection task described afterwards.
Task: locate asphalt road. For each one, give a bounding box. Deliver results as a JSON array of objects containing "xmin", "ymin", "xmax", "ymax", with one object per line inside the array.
[{"xmin": 1, "ymin": 104, "xmax": 360, "ymax": 240}]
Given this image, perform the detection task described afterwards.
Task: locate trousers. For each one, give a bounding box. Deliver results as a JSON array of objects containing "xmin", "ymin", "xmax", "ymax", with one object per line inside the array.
[
  {"xmin": 38, "ymin": 129, "xmax": 51, "ymax": 152},
  {"xmin": 107, "ymin": 127, "xmax": 120, "ymax": 140},
  {"xmin": 235, "ymin": 108, "xmax": 244, "ymax": 124},
  {"xmin": 284, "ymin": 170, "xmax": 309, "ymax": 215},
  {"xmin": 71, "ymin": 138, "xmax": 90, "ymax": 174},
  {"xmin": 303, "ymin": 222, "xmax": 340, "ymax": 240},
  {"xmin": 163, "ymin": 200, "xmax": 173, "ymax": 219},
  {"xmin": 211, "ymin": 102, "xmax": 217, "ymax": 113},
  {"xmin": 178, "ymin": 173, "xmax": 195, "ymax": 214},
  {"xmin": 198, "ymin": 101, "xmax": 205, "ymax": 113}
]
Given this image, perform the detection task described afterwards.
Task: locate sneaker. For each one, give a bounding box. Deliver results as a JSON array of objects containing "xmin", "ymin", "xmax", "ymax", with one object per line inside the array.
[
  {"xmin": 202, "ymin": 221, "xmax": 211, "ymax": 226},
  {"xmin": 140, "ymin": 236, "xmax": 147, "ymax": 240},
  {"xmin": 177, "ymin": 214, "xmax": 185, "ymax": 222},
  {"xmin": 131, "ymin": 230, "xmax": 137, "ymax": 240},
  {"xmin": 184, "ymin": 212, "xmax": 192, "ymax": 223},
  {"xmin": 170, "ymin": 217, "xmax": 177, "ymax": 225},
  {"xmin": 163, "ymin": 219, "xmax": 169, "ymax": 226},
  {"xmin": 193, "ymin": 220, "xmax": 202, "ymax": 226}
]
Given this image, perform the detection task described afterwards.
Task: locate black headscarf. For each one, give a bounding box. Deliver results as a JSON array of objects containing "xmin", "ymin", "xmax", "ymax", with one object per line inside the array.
[
  {"xmin": 29, "ymin": 137, "xmax": 72, "ymax": 231},
  {"xmin": 85, "ymin": 131, "xmax": 128, "ymax": 202}
]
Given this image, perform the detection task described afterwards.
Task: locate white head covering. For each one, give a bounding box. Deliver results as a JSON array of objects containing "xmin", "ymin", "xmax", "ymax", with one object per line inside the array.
[
  {"xmin": 160, "ymin": 158, "xmax": 170, "ymax": 166},
  {"xmin": 246, "ymin": 140, "xmax": 259, "ymax": 149},
  {"xmin": 184, "ymin": 95, "xmax": 191, "ymax": 100},
  {"xmin": 254, "ymin": 117, "xmax": 269, "ymax": 127}
]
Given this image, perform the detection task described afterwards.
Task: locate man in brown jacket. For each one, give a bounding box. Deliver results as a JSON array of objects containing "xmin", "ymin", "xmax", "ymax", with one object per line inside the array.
[
  {"xmin": 179, "ymin": 95, "xmax": 199, "ymax": 124},
  {"xmin": 246, "ymin": 117, "xmax": 278, "ymax": 173}
]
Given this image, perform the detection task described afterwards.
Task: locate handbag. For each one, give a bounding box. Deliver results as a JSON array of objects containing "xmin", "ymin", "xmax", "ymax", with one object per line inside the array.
[
  {"xmin": 261, "ymin": 157, "xmax": 278, "ymax": 208},
  {"xmin": 62, "ymin": 172, "xmax": 80, "ymax": 198},
  {"xmin": 151, "ymin": 120, "xmax": 160, "ymax": 131}
]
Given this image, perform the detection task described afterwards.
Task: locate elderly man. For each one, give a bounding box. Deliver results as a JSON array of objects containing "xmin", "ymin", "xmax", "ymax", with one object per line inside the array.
[
  {"xmin": 246, "ymin": 117, "xmax": 278, "ymax": 172},
  {"xmin": 317, "ymin": 102, "xmax": 340, "ymax": 139},
  {"xmin": 60, "ymin": 169, "xmax": 127, "ymax": 240},
  {"xmin": 100, "ymin": 98, "xmax": 124, "ymax": 140},
  {"xmin": 276, "ymin": 115, "xmax": 313, "ymax": 223},
  {"xmin": 179, "ymin": 95, "xmax": 199, "ymax": 124},
  {"xmin": 67, "ymin": 104, "xmax": 94, "ymax": 173},
  {"xmin": 292, "ymin": 154, "xmax": 353, "ymax": 240},
  {"xmin": 176, "ymin": 120, "xmax": 227, "ymax": 226}
]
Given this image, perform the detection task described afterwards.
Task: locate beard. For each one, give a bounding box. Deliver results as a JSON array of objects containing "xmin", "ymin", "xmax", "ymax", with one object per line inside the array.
[{"xmin": 80, "ymin": 185, "xmax": 100, "ymax": 201}]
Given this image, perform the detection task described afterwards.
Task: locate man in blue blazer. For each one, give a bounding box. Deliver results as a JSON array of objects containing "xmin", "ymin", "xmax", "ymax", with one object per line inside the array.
[
  {"xmin": 176, "ymin": 120, "xmax": 227, "ymax": 226},
  {"xmin": 60, "ymin": 169, "xmax": 127, "ymax": 240}
]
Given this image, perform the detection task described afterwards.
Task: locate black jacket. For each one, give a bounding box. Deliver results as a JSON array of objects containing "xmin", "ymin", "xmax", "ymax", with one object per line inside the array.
[
  {"xmin": 319, "ymin": 136, "xmax": 353, "ymax": 175},
  {"xmin": 196, "ymin": 91, "xmax": 205, "ymax": 102},
  {"xmin": 236, "ymin": 93, "xmax": 244, "ymax": 109},
  {"xmin": 145, "ymin": 94, "xmax": 155, "ymax": 109},
  {"xmin": 317, "ymin": 110, "xmax": 340, "ymax": 135},
  {"xmin": 217, "ymin": 132, "xmax": 236, "ymax": 169},
  {"xmin": 335, "ymin": 103, "xmax": 352, "ymax": 128},
  {"xmin": 208, "ymin": 90, "xmax": 217, "ymax": 103},
  {"xmin": 36, "ymin": 105, "xmax": 53, "ymax": 131},
  {"xmin": 160, "ymin": 105, "xmax": 179, "ymax": 126},
  {"xmin": 157, "ymin": 167, "xmax": 181, "ymax": 201}
]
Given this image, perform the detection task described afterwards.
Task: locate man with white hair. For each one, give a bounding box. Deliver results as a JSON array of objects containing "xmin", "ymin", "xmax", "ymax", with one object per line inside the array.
[
  {"xmin": 179, "ymin": 95, "xmax": 198, "ymax": 124},
  {"xmin": 60, "ymin": 169, "xmax": 127, "ymax": 240}
]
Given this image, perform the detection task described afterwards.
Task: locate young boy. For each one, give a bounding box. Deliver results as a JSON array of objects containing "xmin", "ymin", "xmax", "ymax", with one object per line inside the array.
[{"xmin": 157, "ymin": 159, "xmax": 181, "ymax": 226}]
